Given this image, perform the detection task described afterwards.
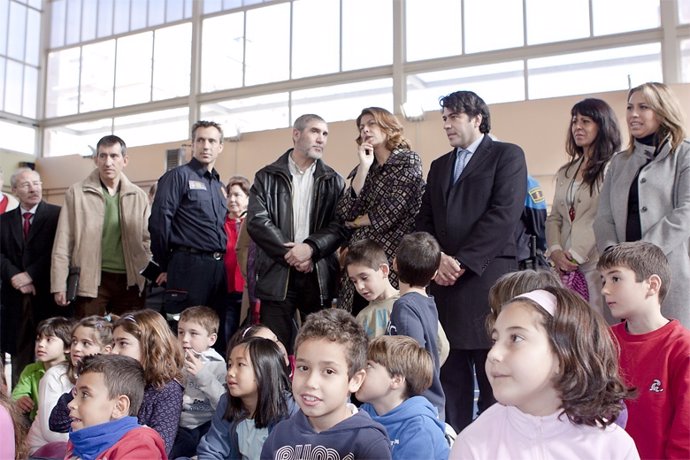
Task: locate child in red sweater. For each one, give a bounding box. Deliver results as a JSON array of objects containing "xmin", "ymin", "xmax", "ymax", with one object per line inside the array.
[
  {"xmin": 65, "ymin": 354, "xmax": 166, "ymax": 460},
  {"xmin": 598, "ymin": 242, "xmax": 690, "ymax": 459}
]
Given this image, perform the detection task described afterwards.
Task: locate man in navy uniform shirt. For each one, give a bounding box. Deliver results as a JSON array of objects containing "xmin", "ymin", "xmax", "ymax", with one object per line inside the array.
[{"xmin": 149, "ymin": 120, "xmax": 228, "ymax": 350}]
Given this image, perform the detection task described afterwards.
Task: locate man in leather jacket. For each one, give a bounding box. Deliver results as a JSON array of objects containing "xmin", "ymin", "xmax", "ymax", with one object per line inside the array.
[{"xmin": 247, "ymin": 114, "xmax": 346, "ymax": 352}]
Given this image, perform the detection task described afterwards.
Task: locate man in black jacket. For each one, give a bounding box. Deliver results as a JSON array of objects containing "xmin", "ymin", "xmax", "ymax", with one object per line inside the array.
[{"xmin": 247, "ymin": 114, "xmax": 346, "ymax": 352}]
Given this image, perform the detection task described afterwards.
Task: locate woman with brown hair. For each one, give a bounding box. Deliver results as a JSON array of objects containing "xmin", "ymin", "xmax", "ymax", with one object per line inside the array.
[
  {"xmin": 595, "ymin": 82, "xmax": 690, "ymax": 327},
  {"xmin": 336, "ymin": 107, "xmax": 425, "ymax": 314}
]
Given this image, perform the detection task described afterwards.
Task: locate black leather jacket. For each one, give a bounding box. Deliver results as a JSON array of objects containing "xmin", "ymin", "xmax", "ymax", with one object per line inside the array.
[{"xmin": 247, "ymin": 150, "xmax": 346, "ymax": 302}]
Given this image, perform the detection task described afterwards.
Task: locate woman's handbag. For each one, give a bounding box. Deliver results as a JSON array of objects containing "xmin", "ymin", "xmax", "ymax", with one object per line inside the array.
[{"xmin": 559, "ymin": 268, "xmax": 589, "ymax": 301}]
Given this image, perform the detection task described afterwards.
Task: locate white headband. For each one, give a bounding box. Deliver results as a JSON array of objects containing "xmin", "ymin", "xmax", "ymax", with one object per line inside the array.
[{"xmin": 515, "ymin": 289, "xmax": 558, "ymax": 317}]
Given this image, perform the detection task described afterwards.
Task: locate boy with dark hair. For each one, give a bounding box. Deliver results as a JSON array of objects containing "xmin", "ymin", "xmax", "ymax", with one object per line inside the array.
[
  {"xmin": 261, "ymin": 308, "xmax": 391, "ymax": 459},
  {"xmin": 356, "ymin": 335, "xmax": 449, "ymax": 460},
  {"xmin": 598, "ymin": 241, "xmax": 690, "ymax": 459},
  {"xmin": 65, "ymin": 354, "xmax": 166, "ymax": 459},
  {"xmin": 173, "ymin": 306, "xmax": 226, "ymax": 458},
  {"xmin": 387, "ymin": 231, "xmax": 446, "ymax": 421}
]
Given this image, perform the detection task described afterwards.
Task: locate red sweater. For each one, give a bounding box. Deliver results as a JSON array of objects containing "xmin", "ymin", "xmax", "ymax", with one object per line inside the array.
[
  {"xmin": 65, "ymin": 426, "xmax": 167, "ymax": 460},
  {"xmin": 612, "ymin": 320, "xmax": 690, "ymax": 459},
  {"xmin": 224, "ymin": 215, "xmax": 245, "ymax": 293}
]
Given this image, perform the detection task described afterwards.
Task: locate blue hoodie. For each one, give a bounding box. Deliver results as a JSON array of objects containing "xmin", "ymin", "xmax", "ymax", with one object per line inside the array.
[
  {"xmin": 361, "ymin": 396, "xmax": 449, "ymax": 460},
  {"xmin": 261, "ymin": 407, "xmax": 391, "ymax": 459}
]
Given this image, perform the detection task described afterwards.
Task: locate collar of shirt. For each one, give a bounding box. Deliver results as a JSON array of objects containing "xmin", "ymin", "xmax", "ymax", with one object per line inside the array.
[
  {"xmin": 188, "ymin": 157, "xmax": 220, "ymax": 180},
  {"xmin": 457, "ymin": 133, "xmax": 485, "ymax": 156},
  {"xmin": 20, "ymin": 204, "xmax": 39, "ymax": 215},
  {"xmin": 288, "ymin": 153, "xmax": 317, "ymax": 176}
]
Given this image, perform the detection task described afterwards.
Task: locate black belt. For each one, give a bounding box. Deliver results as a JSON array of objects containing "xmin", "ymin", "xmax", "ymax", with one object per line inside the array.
[{"xmin": 172, "ymin": 246, "xmax": 224, "ymax": 260}]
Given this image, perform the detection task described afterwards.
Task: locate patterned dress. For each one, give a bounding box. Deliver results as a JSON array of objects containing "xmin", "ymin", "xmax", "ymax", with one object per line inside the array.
[{"xmin": 336, "ymin": 147, "xmax": 424, "ymax": 311}]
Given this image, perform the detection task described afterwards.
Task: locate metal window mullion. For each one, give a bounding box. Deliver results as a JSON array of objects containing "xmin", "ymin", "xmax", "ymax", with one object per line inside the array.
[{"xmin": 522, "ymin": 0, "xmax": 529, "ymax": 99}]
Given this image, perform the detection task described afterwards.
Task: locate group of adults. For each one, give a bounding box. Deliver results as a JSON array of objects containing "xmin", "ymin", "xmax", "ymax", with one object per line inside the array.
[{"xmin": 1, "ymin": 82, "xmax": 689, "ymax": 435}]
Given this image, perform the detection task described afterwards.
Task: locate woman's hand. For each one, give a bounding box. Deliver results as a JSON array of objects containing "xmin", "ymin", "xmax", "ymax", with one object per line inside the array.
[
  {"xmin": 352, "ymin": 143, "xmax": 375, "ymax": 195},
  {"xmin": 345, "ymin": 214, "xmax": 371, "ymax": 229},
  {"xmin": 550, "ymin": 249, "xmax": 578, "ymax": 272}
]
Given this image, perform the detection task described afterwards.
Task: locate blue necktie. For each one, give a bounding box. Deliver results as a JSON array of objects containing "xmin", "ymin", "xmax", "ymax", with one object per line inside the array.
[{"xmin": 453, "ymin": 149, "xmax": 470, "ymax": 183}]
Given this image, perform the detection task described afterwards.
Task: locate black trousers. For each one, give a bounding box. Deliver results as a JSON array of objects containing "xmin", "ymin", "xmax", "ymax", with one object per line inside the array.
[
  {"xmin": 259, "ymin": 269, "xmax": 328, "ymax": 354},
  {"xmin": 164, "ymin": 250, "xmax": 227, "ymax": 355},
  {"xmin": 441, "ymin": 348, "xmax": 496, "ymax": 433}
]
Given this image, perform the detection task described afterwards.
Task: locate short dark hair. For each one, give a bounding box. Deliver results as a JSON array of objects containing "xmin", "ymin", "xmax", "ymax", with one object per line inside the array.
[
  {"xmin": 367, "ymin": 335, "xmax": 433, "ymax": 398},
  {"xmin": 439, "ymin": 90, "xmax": 491, "ymax": 133},
  {"xmin": 293, "ymin": 114, "xmax": 326, "ymax": 132},
  {"xmin": 192, "ymin": 120, "xmax": 224, "ymax": 143},
  {"xmin": 226, "ymin": 175, "xmax": 251, "ymax": 196},
  {"xmin": 396, "ymin": 232, "xmax": 441, "ymax": 287},
  {"xmin": 96, "ymin": 135, "xmax": 127, "ymax": 157},
  {"xmin": 343, "ymin": 239, "xmax": 389, "ymax": 271},
  {"xmin": 37, "ymin": 317, "xmax": 73, "ymax": 351},
  {"xmin": 78, "ymin": 354, "xmax": 145, "ymax": 416},
  {"xmin": 597, "ymin": 241, "xmax": 671, "ymax": 303},
  {"xmin": 295, "ymin": 309, "xmax": 368, "ymax": 379}
]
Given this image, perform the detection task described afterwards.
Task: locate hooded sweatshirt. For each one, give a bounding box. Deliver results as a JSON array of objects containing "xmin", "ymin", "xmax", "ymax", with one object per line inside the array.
[
  {"xmin": 180, "ymin": 347, "xmax": 226, "ymax": 429},
  {"xmin": 260, "ymin": 406, "xmax": 391, "ymax": 460},
  {"xmin": 361, "ymin": 396, "xmax": 449, "ymax": 460}
]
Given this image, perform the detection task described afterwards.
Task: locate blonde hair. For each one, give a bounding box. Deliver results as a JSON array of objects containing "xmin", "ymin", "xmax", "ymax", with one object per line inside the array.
[{"xmin": 627, "ymin": 82, "xmax": 687, "ymax": 152}]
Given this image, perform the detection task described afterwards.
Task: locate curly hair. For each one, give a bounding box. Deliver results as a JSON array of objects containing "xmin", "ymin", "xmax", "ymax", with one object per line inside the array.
[
  {"xmin": 295, "ymin": 309, "xmax": 368, "ymax": 379},
  {"xmin": 113, "ymin": 309, "xmax": 184, "ymax": 388},
  {"xmin": 439, "ymin": 90, "xmax": 491, "ymax": 133},
  {"xmin": 487, "ymin": 286, "xmax": 635, "ymax": 427},
  {"xmin": 564, "ymin": 98, "xmax": 621, "ymax": 196},
  {"xmin": 355, "ymin": 107, "xmax": 411, "ymax": 152}
]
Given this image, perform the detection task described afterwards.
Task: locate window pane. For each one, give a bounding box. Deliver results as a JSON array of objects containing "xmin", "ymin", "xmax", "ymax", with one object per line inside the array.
[
  {"xmin": 292, "ymin": 0, "xmax": 339, "ymax": 79},
  {"xmin": 200, "ymin": 92, "xmax": 289, "ymax": 134},
  {"xmin": 204, "ymin": 0, "xmax": 221, "ymax": 14},
  {"xmin": 80, "ymin": 40, "xmax": 115, "ymax": 112},
  {"xmin": 50, "ymin": 0, "xmax": 65, "ymax": 48},
  {"xmin": 115, "ymin": 32, "xmax": 153, "ymax": 106},
  {"xmin": 201, "ymin": 12, "xmax": 244, "ymax": 92},
  {"xmin": 8, "ymin": 2, "xmax": 26, "ymax": 60},
  {"xmin": 0, "ymin": 57, "xmax": 5, "ymax": 110},
  {"xmin": 97, "ymin": 0, "xmax": 113, "ymax": 38},
  {"xmin": 65, "ymin": 0, "xmax": 81, "ymax": 45},
  {"xmin": 342, "ymin": 0, "xmax": 392, "ymax": 70},
  {"xmin": 25, "ymin": 7, "xmax": 40, "ymax": 65},
  {"xmin": 681, "ymin": 39, "xmax": 690, "ymax": 82},
  {"xmin": 131, "ymin": 0, "xmax": 147, "ymax": 30},
  {"xmin": 113, "ymin": 0, "xmax": 130, "ymax": 34},
  {"xmin": 526, "ymin": 0, "xmax": 590, "ymax": 45},
  {"xmin": 5, "ymin": 60, "xmax": 23, "ymax": 114},
  {"xmin": 408, "ymin": 61, "xmax": 525, "ymax": 111},
  {"xmin": 245, "ymin": 4, "xmax": 289, "ymax": 85},
  {"xmin": 465, "ymin": 0, "xmax": 523, "ymax": 53},
  {"xmin": 28, "ymin": 0, "xmax": 41, "ymax": 9},
  {"xmin": 292, "ymin": 79, "xmax": 393, "ymax": 124},
  {"xmin": 46, "ymin": 48, "xmax": 81, "ymax": 117},
  {"xmin": 0, "ymin": 120, "xmax": 35, "ymax": 154},
  {"xmin": 680, "ymin": 0, "xmax": 690, "ymax": 24},
  {"xmin": 166, "ymin": 0, "xmax": 183, "ymax": 22},
  {"xmin": 113, "ymin": 107, "xmax": 189, "ymax": 147},
  {"xmin": 153, "ymin": 23, "xmax": 191, "ymax": 100},
  {"xmin": 45, "ymin": 118, "xmax": 112, "ymax": 157},
  {"xmin": 184, "ymin": 0, "xmax": 191, "ymax": 18},
  {"xmin": 81, "ymin": 0, "xmax": 97, "ymax": 41},
  {"xmin": 0, "ymin": 0, "xmax": 9, "ymax": 55},
  {"xmin": 148, "ymin": 0, "xmax": 165, "ymax": 26},
  {"xmin": 406, "ymin": 0, "xmax": 461, "ymax": 61},
  {"xmin": 527, "ymin": 43, "xmax": 662, "ymax": 99},
  {"xmin": 22, "ymin": 65, "xmax": 37, "ymax": 118},
  {"xmin": 592, "ymin": 0, "xmax": 659, "ymax": 35},
  {"xmin": 223, "ymin": 0, "xmax": 241, "ymax": 9}
]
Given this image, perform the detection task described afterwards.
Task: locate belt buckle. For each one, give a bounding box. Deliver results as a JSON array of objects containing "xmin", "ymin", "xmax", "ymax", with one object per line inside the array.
[{"xmin": 213, "ymin": 252, "xmax": 222, "ymax": 260}]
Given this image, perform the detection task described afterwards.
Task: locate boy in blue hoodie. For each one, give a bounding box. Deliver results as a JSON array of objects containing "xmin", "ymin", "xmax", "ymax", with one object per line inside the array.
[
  {"xmin": 261, "ymin": 308, "xmax": 391, "ymax": 459},
  {"xmin": 357, "ymin": 335, "xmax": 449, "ymax": 460}
]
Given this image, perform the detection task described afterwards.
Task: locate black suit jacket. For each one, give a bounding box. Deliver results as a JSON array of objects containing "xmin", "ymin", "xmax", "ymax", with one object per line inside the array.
[
  {"xmin": 0, "ymin": 201, "xmax": 61, "ymax": 352},
  {"xmin": 416, "ymin": 135, "xmax": 527, "ymax": 348}
]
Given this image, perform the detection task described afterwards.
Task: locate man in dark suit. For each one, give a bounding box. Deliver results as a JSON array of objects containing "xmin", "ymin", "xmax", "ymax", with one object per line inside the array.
[
  {"xmin": 416, "ymin": 91, "xmax": 527, "ymax": 433},
  {"xmin": 0, "ymin": 167, "xmax": 61, "ymax": 384}
]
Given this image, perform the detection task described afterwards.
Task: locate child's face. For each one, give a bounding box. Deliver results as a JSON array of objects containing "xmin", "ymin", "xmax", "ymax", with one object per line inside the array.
[
  {"xmin": 71, "ymin": 326, "xmax": 111, "ymax": 367},
  {"xmin": 355, "ymin": 360, "xmax": 394, "ymax": 404},
  {"xmin": 112, "ymin": 327, "xmax": 142, "ymax": 363},
  {"xmin": 35, "ymin": 333, "xmax": 67, "ymax": 367},
  {"xmin": 178, "ymin": 320, "xmax": 217, "ymax": 355},
  {"xmin": 293, "ymin": 338, "xmax": 365, "ymax": 432},
  {"xmin": 486, "ymin": 301, "xmax": 561, "ymax": 417},
  {"xmin": 347, "ymin": 263, "xmax": 389, "ymax": 302},
  {"xmin": 600, "ymin": 266, "xmax": 655, "ymax": 320},
  {"xmin": 226, "ymin": 344, "xmax": 258, "ymax": 402},
  {"xmin": 68, "ymin": 371, "xmax": 120, "ymax": 431}
]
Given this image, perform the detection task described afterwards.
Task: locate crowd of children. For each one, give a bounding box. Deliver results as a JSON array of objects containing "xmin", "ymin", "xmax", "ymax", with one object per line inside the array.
[{"xmin": 1, "ymin": 234, "xmax": 688, "ymax": 459}]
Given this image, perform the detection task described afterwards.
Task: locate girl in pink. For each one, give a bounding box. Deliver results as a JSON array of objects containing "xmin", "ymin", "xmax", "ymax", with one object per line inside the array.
[{"xmin": 450, "ymin": 287, "xmax": 639, "ymax": 460}]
